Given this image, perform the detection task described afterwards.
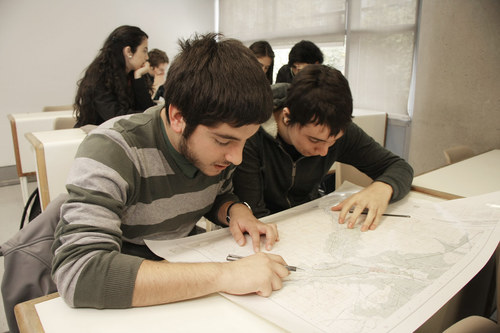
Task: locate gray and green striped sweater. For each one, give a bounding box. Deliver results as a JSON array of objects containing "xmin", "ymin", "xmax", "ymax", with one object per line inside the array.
[{"xmin": 51, "ymin": 105, "xmax": 238, "ymax": 309}]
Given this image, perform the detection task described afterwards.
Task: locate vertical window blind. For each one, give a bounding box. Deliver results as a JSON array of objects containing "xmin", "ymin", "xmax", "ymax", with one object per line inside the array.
[{"xmin": 218, "ymin": 0, "xmax": 419, "ymax": 117}]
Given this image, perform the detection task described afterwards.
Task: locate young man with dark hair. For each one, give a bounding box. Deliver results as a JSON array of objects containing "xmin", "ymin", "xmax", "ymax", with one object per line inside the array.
[
  {"xmin": 233, "ymin": 64, "xmax": 414, "ymax": 231},
  {"xmin": 146, "ymin": 48, "xmax": 169, "ymax": 100},
  {"xmin": 276, "ymin": 40, "xmax": 324, "ymax": 83},
  {"xmin": 52, "ymin": 33, "xmax": 289, "ymax": 309}
]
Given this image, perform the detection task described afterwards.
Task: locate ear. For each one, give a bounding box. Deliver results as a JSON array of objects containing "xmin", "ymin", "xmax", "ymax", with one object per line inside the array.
[
  {"xmin": 168, "ymin": 105, "xmax": 185, "ymax": 134},
  {"xmin": 282, "ymin": 107, "xmax": 291, "ymax": 125},
  {"xmin": 123, "ymin": 46, "xmax": 133, "ymax": 59}
]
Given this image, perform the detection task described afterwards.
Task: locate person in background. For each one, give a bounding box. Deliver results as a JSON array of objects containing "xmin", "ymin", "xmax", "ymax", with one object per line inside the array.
[
  {"xmin": 275, "ymin": 40, "xmax": 323, "ymax": 84},
  {"xmin": 249, "ymin": 41, "xmax": 275, "ymax": 84},
  {"xmin": 146, "ymin": 48, "xmax": 169, "ymax": 101},
  {"xmin": 52, "ymin": 33, "xmax": 288, "ymax": 309},
  {"xmin": 74, "ymin": 25, "xmax": 154, "ymax": 127},
  {"xmin": 233, "ymin": 65, "xmax": 414, "ymax": 231}
]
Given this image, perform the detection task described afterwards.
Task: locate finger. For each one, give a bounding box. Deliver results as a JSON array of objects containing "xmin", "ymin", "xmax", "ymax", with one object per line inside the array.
[
  {"xmin": 262, "ymin": 224, "xmax": 279, "ymax": 251},
  {"xmin": 229, "ymin": 224, "xmax": 246, "ymax": 247},
  {"xmin": 265, "ymin": 253, "xmax": 287, "ymax": 266},
  {"xmin": 360, "ymin": 209, "xmax": 377, "ymax": 232},
  {"xmin": 246, "ymin": 226, "xmax": 262, "ymax": 253},
  {"xmin": 332, "ymin": 200, "xmax": 349, "ymax": 224},
  {"xmin": 331, "ymin": 202, "xmax": 343, "ymax": 211},
  {"xmin": 347, "ymin": 205, "xmax": 364, "ymax": 229},
  {"xmin": 258, "ymin": 290, "xmax": 272, "ymax": 297},
  {"xmin": 257, "ymin": 283, "xmax": 272, "ymax": 297},
  {"xmin": 339, "ymin": 201, "xmax": 354, "ymax": 225},
  {"xmin": 271, "ymin": 274, "xmax": 284, "ymax": 291},
  {"xmin": 369, "ymin": 213, "xmax": 383, "ymax": 230},
  {"xmin": 275, "ymin": 264, "xmax": 290, "ymax": 278}
]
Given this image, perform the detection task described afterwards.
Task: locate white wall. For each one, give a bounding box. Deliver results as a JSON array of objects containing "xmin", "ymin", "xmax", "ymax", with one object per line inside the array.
[
  {"xmin": 408, "ymin": 0, "xmax": 500, "ymax": 175},
  {"xmin": 0, "ymin": 0, "xmax": 215, "ymax": 167}
]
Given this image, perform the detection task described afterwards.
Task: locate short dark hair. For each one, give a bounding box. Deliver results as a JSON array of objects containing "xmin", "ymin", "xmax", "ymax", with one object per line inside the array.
[
  {"xmin": 148, "ymin": 49, "xmax": 169, "ymax": 67},
  {"xmin": 249, "ymin": 41, "xmax": 275, "ymax": 84},
  {"xmin": 285, "ymin": 65, "xmax": 352, "ymax": 136},
  {"xmin": 288, "ymin": 40, "xmax": 324, "ymax": 67},
  {"xmin": 164, "ymin": 33, "xmax": 272, "ymax": 138}
]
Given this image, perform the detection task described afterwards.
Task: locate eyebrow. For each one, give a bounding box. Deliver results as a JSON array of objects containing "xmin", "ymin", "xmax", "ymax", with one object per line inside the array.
[
  {"xmin": 309, "ymin": 131, "xmax": 343, "ymax": 143},
  {"xmin": 214, "ymin": 133, "xmax": 242, "ymax": 142},
  {"xmin": 308, "ymin": 136, "xmax": 327, "ymax": 142}
]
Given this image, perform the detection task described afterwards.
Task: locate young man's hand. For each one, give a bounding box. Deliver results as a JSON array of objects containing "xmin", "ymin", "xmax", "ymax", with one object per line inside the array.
[
  {"xmin": 227, "ymin": 203, "xmax": 279, "ymax": 252},
  {"xmin": 331, "ymin": 181, "xmax": 393, "ymax": 231},
  {"xmin": 221, "ymin": 252, "xmax": 289, "ymax": 297}
]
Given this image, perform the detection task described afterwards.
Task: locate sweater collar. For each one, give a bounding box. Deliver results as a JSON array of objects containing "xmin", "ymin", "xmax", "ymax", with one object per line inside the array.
[{"xmin": 261, "ymin": 113, "xmax": 279, "ymax": 139}]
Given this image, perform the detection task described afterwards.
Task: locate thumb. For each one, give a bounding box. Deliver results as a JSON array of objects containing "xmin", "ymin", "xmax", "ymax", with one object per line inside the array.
[{"xmin": 331, "ymin": 202, "xmax": 343, "ymax": 211}]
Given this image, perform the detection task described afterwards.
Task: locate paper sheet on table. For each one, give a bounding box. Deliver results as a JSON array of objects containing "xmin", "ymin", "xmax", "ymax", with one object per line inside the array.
[{"xmin": 146, "ymin": 184, "xmax": 500, "ymax": 333}]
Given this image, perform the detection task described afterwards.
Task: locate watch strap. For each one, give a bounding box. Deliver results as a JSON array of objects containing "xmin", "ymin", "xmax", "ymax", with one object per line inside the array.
[{"xmin": 225, "ymin": 201, "xmax": 251, "ymax": 224}]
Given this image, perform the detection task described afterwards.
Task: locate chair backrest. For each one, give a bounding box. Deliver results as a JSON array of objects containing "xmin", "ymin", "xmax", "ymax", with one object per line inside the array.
[
  {"xmin": 443, "ymin": 145, "xmax": 475, "ymax": 165},
  {"xmin": 335, "ymin": 110, "xmax": 387, "ymax": 189},
  {"xmin": 42, "ymin": 104, "xmax": 73, "ymax": 112},
  {"xmin": 54, "ymin": 116, "xmax": 76, "ymax": 129}
]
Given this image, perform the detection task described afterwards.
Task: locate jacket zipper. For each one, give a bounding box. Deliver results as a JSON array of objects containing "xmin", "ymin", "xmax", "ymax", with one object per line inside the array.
[
  {"xmin": 276, "ymin": 137, "xmax": 305, "ymax": 208},
  {"xmin": 285, "ymin": 163, "xmax": 297, "ymax": 207}
]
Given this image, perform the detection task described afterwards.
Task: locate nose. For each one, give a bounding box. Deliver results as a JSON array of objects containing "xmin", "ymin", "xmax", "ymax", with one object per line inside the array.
[
  {"xmin": 316, "ymin": 144, "xmax": 329, "ymax": 157},
  {"xmin": 225, "ymin": 144, "xmax": 243, "ymax": 166}
]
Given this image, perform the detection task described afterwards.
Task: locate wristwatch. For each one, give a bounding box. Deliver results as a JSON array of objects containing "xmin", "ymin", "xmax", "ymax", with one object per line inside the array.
[{"xmin": 226, "ymin": 201, "xmax": 251, "ymax": 223}]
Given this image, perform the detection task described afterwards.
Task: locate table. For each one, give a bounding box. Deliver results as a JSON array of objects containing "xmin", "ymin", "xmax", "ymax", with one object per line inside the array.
[
  {"xmin": 25, "ymin": 128, "xmax": 87, "ymax": 211},
  {"xmin": 14, "ymin": 294, "xmax": 59, "ymax": 333},
  {"xmin": 13, "ymin": 189, "xmax": 499, "ymax": 333},
  {"xmin": 16, "ymin": 293, "xmax": 284, "ymax": 333},
  {"xmin": 412, "ymin": 149, "xmax": 500, "ymax": 199},
  {"xmin": 8, "ymin": 111, "xmax": 75, "ymax": 203}
]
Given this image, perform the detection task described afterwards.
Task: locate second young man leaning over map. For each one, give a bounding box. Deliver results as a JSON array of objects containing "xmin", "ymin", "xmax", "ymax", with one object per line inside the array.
[{"xmin": 233, "ymin": 65, "xmax": 414, "ymax": 231}]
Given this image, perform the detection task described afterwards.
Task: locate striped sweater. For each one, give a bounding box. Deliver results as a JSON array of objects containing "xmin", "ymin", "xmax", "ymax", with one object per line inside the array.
[{"xmin": 51, "ymin": 105, "xmax": 237, "ymax": 308}]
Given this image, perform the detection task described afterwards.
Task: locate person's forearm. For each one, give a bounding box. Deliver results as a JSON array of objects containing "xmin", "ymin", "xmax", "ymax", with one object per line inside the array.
[
  {"xmin": 132, "ymin": 76, "xmax": 155, "ymax": 110},
  {"xmin": 132, "ymin": 252, "xmax": 288, "ymax": 306},
  {"xmin": 132, "ymin": 260, "xmax": 227, "ymax": 306}
]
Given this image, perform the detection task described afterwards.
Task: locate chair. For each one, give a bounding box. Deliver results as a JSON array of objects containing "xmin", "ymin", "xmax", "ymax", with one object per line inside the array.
[
  {"xmin": 443, "ymin": 316, "xmax": 499, "ymax": 333},
  {"xmin": 53, "ymin": 116, "xmax": 76, "ymax": 129},
  {"xmin": 444, "ymin": 145, "xmax": 475, "ymax": 165},
  {"xmin": 8, "ymin": 111, "xmax": 76, "ymax": 204},
  {"xmin": 42, "ymin": 104, "xmax": 73, "ymax": 112}
]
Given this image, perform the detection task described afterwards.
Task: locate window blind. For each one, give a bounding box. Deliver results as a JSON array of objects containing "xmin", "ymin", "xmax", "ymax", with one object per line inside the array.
[
  {"xmin": 219, "ymin": 0, "xmax": 346, "ymax": 45},
  {"xmin": 218, "ymin": 0, "xmax": 419, "ymax": 116}
]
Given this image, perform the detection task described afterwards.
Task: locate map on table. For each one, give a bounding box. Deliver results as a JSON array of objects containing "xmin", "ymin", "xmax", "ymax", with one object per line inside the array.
[{"xmin": 146, "ymin": 185, "xmax": 500, "ymax": 333}]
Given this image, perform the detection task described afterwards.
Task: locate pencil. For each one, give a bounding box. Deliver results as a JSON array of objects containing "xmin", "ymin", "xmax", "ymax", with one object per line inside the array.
[
  {"xmin": 226, "ymin": 254, "xmax": 301, "ymax": 272},
  {"xmin": 348, "ymin": 209, "xmax": 410, "ymax": 218}
]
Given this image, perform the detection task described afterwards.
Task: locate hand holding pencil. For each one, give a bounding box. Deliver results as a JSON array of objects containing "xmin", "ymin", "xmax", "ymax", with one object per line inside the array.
[{"xmin": 221, "ymin": 252, "xmax": 290, "ymax": 297}]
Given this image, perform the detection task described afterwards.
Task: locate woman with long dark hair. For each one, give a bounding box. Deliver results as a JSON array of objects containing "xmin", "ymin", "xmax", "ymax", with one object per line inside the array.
[
  {"xmin": 74, "ymin": 25, "xmax": 154, "ymax": 127},
  {"xmin": 249, "ymin": 41, "xmax": 275, "ymax": 84}
]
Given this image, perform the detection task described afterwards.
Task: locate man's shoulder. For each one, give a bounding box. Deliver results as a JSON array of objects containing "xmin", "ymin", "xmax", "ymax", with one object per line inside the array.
[
  {"xmin": 277, "ymin": 64, "xmax": 290, "ymax": 73},
  {"xmin": 343, "ymin": 122, "xmax": 364, "ymax": 138},
  {"xmin": 98, "ymin": 104, "xmax": 162, "ymax": 130}
]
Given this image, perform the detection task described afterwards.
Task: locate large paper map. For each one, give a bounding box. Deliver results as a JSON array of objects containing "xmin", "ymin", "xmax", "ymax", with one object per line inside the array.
[{"xmin": 146, "ymin": 186, "xmax": 500, "ymax": 332}]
